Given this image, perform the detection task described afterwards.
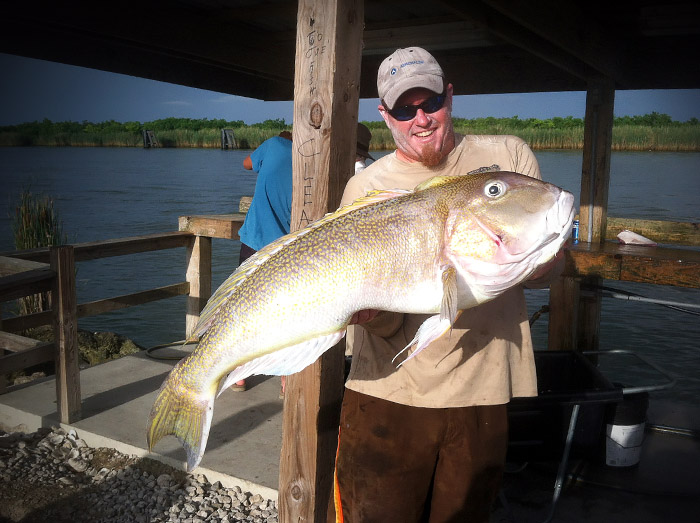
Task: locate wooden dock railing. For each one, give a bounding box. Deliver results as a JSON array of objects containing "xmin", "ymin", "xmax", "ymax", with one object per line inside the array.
[
  {"xmin": 550, "ymin": 218, "xmax": 699, "ymax": 351},
  {"xmin": 0, "ymin": 230, "xmax": 214, "ymax": 423}
]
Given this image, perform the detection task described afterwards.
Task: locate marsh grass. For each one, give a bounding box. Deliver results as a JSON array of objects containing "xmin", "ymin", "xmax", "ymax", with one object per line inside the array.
[
  {"xmin": 368, "ymin": 125, "xmax": 700, "ymax": 151},
  {"xmin": 1, "ymin": 120, "xmax": 697, "ymax": 151},
  {"xmin": 11, "ymin": 189, "xmax": 68, "ymax": 315}
]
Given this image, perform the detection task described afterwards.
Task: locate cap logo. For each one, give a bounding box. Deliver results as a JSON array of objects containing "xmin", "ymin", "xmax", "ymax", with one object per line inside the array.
[
  {"xmin": 390, "ymin": 67, "xmax": 397, "ymax": 75},
  {"xmin": 401, "ymin": 60, "xmax": 424, "ymax": 68}
]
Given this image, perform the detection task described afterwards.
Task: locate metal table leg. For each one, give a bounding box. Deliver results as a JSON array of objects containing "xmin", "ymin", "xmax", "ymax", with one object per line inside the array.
[{"xmin": 543, "ymin": 403, "xmax": 581, "ymax": 523}]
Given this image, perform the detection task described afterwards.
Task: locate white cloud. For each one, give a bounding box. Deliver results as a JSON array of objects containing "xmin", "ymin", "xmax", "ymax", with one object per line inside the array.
[{"xmin": 211, "ymin": 94, "xmax": 237, "ymax": 103}]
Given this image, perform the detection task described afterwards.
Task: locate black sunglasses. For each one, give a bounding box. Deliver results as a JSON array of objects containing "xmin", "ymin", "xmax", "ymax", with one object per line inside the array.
[{"xmin": 383, "ymin": 92, "xmax": 446, "ymax": 121}]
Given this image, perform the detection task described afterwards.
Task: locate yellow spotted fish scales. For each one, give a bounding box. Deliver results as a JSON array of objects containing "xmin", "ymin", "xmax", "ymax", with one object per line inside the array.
[{"xmin": 147, "ymin": 172, "xmax": 574, "ymax": 470}]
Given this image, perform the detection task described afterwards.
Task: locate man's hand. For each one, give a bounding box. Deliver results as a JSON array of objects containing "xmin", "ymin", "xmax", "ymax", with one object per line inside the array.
[{"xmin": 349, "ymin": 309, "xmax": 379, "ymax": 325}]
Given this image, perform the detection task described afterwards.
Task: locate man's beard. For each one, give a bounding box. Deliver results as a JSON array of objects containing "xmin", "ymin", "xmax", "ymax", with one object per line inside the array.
[{"xmin": 420, "ymin": 144, "xmax": 444, "ymax": 167}]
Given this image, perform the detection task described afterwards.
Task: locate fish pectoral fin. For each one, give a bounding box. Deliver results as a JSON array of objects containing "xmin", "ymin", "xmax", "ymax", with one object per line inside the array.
[
  {"xmin": 441, "ymin": 266, "xmax": 458, "ymax": 324},
  {"xmin": 216, "ymin": 330, "xmax": 347, "ymax": 396},
  {"xmin": 392, "ymin": 312, "xmax": 462, "ymax": 367}
]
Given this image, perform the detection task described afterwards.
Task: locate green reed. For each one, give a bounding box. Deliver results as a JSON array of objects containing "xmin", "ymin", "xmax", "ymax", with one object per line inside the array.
[
  {"xmin": 11, "ymin": 189, "xmax": 68, "ymax": 315},
  {"xmin": 1, "ymin": 122, "xmax": 697, "ymax": 151},
  {"xmin": 368, "ymin": 125, "xmax": 699, "ymax": 152}
]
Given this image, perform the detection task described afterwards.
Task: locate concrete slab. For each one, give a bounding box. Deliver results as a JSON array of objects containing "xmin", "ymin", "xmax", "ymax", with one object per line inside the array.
[
  {"xmin": 2, "ymin": 349, "xmax": 699, "ymax": 522},
  {"xmin": 0, "ymin": 346, "xmax": 283, "ymax": 500}
]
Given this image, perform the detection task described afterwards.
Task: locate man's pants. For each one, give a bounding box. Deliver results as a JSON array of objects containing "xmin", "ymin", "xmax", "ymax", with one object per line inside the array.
[{"xmin": 330, "ymin": 389, "xmax": 508, "ymax": 523}]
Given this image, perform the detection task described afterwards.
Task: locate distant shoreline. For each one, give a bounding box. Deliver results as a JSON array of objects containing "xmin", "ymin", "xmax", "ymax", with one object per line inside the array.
[{"xmin": 1, "ymin": 114, "xmax": 698, "ymax": 152}]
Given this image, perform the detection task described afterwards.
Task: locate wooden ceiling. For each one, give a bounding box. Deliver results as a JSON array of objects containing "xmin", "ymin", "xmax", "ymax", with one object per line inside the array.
[{"xmin": 1, "ymin": 1, "xmax": 699, "ymax": 101}]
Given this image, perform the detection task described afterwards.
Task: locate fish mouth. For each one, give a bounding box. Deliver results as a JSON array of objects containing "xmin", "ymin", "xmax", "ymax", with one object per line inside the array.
[{"xmin": 462, "ymin": 190, "xmax": 574, "ymax": 295}]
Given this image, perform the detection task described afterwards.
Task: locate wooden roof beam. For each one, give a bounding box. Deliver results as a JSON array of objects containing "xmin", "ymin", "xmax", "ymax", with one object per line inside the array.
[
  {"xmin": 436, "ymin": 0, "xmax": 617, "ymax": 84},
  {"xmin": 2, "ymin": 4, "xmax": 295, "ymax": 88},
  {"xmin": 362, "ymin": 21, "xmax": 500, "ymax": 55},
  {"xmin": 479, "ymin": 0, "xmax": 629, "ymax": 83}
]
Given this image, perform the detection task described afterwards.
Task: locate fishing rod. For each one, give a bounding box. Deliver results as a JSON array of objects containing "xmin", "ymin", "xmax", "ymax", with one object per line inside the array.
[
  {"xmin": 528, "ymin": 283, "xmax": 700, "ymax": 326},
  {"xmin": 583, "ymin": 283, "xmax": 700, "ymax": 316}
]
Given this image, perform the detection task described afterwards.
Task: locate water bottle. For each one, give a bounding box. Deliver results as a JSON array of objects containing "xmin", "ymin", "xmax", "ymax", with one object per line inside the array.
[{"xmin": 572, "ymin": 220, "xmax": 579, "ymax": 244}]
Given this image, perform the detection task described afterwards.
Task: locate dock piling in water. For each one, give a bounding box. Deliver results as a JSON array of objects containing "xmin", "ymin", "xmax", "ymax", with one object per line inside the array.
[
  {"xmin": 221, "ymin": 129, "xmax": 237, "ymax": 149},
  {"xmin": 142, "ymin": 130, "xmax": 159, "ymax": 148}
]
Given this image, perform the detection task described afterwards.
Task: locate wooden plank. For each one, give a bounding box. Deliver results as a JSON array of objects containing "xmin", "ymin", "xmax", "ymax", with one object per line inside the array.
[
  {"xmin": 77, "ymin": 282, "xmax": 190, "ymax": 318},
  {"xmin": 51, "ymin": 246, "xmax": 81, "ymax": 423},
  {"xmin": 3, "ymin": 282, "xmax": 190, "ymax": 332},
  {"xmin": 565, "ymin": 242, "xmax": 700, "ymax": 289},
  {"xmin": 0, "ymin": 330, "xmax": 47, "ymax": 352},
  {"xmin": 0, "ymin": 311, "xmax": 52, "ymax": 333},
  {"xmin": 0, "ymin": 342, "xmax": 54, "ymax": 375},
  {"xmin": 279, "ymin": 0, "xmax": 363, "ymax": 521},
  {"xmin": 185, "ymin": 236, "xmax": 212, "ymax": 338},
  {"xmin": 178, "ymin": 214, "xmax": 245, "ymax": 240},
  {"xmin": 605, "ymin": 218, "xmax": 700, "ymax": 246},
  {"xmin": 0, "ymin": 256, "xmax": 49, "ymax": 277},
  {"xmin": 3, "ymin": 232, "xmax": 193, "ymax": 263},
  {"xmin": 0, "ymin": 267, "xmax": 54, "ymax": 302}
]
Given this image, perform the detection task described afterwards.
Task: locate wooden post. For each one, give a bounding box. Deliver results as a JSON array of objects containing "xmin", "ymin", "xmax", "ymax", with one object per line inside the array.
[
  {"xmin": 185, "ymin": 235, "xmax": 212, "ymax": 338},
  {"xmin": 547, "ymin": 275, "xmax": 580, "ymax": 351},
  {"xmin": 550, "ymin": 79, "xmax": 614, "ymax": 353},
  {"xmin": 51, "ymin": 245, "xmax": 81, "ymax": 423},
  {"xmin": 577, "ymin": 79, "xmax": 614, "ymax": 352},
  {"xmin": 0, "ymin": 316, "xmax": 6, "ymax": 394},
  {"xmin": 279, "ymin": 0, "xmax": 363, "ymax": 521},
  {"xmin": 580, "ymin": 78, "xmax": 614, "ymax": 244}
]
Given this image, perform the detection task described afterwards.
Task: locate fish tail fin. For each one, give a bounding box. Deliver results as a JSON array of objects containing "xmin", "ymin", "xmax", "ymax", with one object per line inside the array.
[{"xmin": 147, "ymin": 371, "xmax": 215, "ymax": 472}]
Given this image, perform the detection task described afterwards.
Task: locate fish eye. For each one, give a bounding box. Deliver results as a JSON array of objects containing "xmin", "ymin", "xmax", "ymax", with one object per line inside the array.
[{"xmin": 484, "ymin": 180, "xmax": 506, "ymax": 198}]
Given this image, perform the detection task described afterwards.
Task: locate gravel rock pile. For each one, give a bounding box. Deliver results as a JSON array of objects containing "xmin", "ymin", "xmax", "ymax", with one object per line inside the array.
[{"xmin": 0, "ymin": 427, "xmax": 279, "ymax": 523}]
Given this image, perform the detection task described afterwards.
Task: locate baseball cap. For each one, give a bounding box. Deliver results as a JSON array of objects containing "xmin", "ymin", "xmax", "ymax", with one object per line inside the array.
[
  {"xmin": 356, "ymin": 123, "xmax": 374, "ymax": 160},
  {"xmin": 377, "ymin": 47, "xmax": 444, "ymax": 110}
]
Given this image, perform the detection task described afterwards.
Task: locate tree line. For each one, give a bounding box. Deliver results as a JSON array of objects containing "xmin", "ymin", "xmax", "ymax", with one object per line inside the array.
[
  {"xmin": 1, "ymin": 112, "xmax": 697, "ymax": 137},
  {"xmin": 0, "ymin": 117, "xmax": 290, "ymax": 137}
]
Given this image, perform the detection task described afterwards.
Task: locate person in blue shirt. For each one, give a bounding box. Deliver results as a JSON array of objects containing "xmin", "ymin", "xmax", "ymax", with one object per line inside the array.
[
  {"xmin": 234, "ymin": 130, "xmax": 293, "ymax": 392},
  {"xmin": 238, "ymin": 130, "xmax": 293, "ymax": 264}
]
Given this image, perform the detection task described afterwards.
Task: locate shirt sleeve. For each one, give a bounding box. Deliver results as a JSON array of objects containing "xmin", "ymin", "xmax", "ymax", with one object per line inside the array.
[
  {"xmin": 250, "ymin": 138, "xmax": 271, "ymax": 173},
  {"xmin": 340, "ymin": 169, "xmax": 373, "ymax": 207},
  {"xmin": 510, "ymin": 135, "xmax": 542, "ymax": 180}
]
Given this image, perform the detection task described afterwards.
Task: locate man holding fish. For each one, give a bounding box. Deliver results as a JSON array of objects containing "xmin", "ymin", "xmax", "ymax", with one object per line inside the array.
[
  {"xmin": 330, "ymin": 47, "xmax": 565, "ymax": 522},
  {"xmin": 147, "ymin": 47, "xmax": 573, "ymax": 523}
]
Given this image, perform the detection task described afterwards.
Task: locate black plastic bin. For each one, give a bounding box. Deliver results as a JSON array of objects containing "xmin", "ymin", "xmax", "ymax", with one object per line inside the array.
[{"xmin": 507, "ymin": 351, "xmax": 623, "ymax": 462}]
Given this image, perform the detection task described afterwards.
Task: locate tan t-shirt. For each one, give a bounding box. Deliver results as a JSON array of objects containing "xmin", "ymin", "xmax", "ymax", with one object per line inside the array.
[{"xmin": 341, "ymin": 134, "xmax": 541, "ymax": 408}]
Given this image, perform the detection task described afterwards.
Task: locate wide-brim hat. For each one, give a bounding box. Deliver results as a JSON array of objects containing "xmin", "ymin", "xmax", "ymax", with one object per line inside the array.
[{"xmin": 377, "ymin": 47, "xmax": 444, "ymax": 110}]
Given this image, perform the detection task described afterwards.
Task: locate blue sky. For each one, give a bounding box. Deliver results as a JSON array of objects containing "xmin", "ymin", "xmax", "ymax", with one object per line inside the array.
[{"xmin": 1, "ymin": 52, "xmax": 699, "ymax": 126}]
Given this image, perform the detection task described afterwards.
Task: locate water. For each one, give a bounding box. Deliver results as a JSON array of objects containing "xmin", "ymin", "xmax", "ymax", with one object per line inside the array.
[{"xmin": 1, "ymin": 147, "xmax": 698, "ymax": 405}]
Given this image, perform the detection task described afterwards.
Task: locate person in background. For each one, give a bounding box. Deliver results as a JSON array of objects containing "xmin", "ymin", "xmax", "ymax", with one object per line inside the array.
[
  {"xmin": 233, "ymin": 130, "xmax": 293, "ymax": 392},
  {"xmin": 330, "ymin": 47, "xmax": 564, "ymax": 522},
  {"xmin": 354, "ymin": 123, "xmax": 374, "ymax": 174}
]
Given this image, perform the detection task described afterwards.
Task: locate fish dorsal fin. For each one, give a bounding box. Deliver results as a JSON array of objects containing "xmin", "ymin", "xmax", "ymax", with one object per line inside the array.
[
  {"xmin": 190, "ymin": 187, "xmax": 411, "ymax": 340},
  {"xmin": 414, "ymin": 175, "xmax": 462, "ymax": 192},
  {"xmin": 339, "ymin": 188, "xmax": 412, "ymax": 212}
]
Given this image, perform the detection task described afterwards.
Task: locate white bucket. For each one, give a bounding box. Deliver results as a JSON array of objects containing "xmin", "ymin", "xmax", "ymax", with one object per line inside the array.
[
  {"xmin": 605, "ymin": 391, "xmax": 648, "ymax": 467},
  {"xmin": 605, "ymin": 422, "xmax": 645, "ymax": 467}
]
